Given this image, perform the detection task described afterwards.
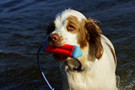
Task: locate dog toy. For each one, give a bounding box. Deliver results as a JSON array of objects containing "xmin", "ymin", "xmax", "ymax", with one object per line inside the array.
[{"xmin": 42, "ymin": 41, "xmax": 82, "ymax": 58}]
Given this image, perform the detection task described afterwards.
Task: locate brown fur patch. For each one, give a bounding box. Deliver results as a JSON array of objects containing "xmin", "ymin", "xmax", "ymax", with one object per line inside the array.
[
  {"xmin": 106, "ymin": 43, "xmax": 117, "ymax": 65},
  {"xmin": 66, "ymin": 16, "xmax": 88, "ymax": 48},
  {"xmin": 66, "ymin": 16, "xmax": 103, "ymax": 59},
  {"xmin": 85, "ymin": 18, "xmax": 103, "ymax": 59},
  {"xmin": 66, "ymin": 16, "xmax": 80, "ymax": 33}
]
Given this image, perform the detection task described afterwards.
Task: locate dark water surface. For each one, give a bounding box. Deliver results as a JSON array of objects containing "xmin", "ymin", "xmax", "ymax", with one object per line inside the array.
[{"xmin": 0, "ymin": 0, "xmax": 135, "ymax": 89}]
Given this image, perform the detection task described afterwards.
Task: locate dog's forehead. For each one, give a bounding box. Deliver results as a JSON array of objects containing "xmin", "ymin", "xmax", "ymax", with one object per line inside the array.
[{"xmin": 54, "ymin": 9, "xmax": 86, "ymax": 26}]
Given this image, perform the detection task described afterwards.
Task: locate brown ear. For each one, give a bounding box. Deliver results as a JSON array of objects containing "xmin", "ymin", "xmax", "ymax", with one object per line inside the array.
[
  {"xmin": 47, "ymin": 22, "xmax": 55, "ymax": 34},
  {"xmin": 85, "ymin": 18, "xmax": 103, "ymax": 59}
]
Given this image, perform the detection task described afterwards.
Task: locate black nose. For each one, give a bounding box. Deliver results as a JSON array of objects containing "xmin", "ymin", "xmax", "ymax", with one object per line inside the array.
[{"xmin": 50, "ymin": 34, "xmax": 59, "ymax": 42}]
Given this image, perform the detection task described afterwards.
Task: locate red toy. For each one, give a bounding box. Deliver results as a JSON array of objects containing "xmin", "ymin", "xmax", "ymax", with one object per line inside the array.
[{"xmin": 43, "ymin": 41, "xmax": 82, "ymax": 58}]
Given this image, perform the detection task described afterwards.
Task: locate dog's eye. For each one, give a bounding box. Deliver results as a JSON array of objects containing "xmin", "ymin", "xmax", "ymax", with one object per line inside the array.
[{"xmin": 67, "ymin": 25, "xmax": 75, "ymax": 31}]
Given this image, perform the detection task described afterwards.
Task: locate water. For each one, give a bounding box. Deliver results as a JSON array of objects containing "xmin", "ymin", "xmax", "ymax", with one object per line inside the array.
[{"xmin": 0, "ymin": 0, "xmax": 135, "ymax": 89}]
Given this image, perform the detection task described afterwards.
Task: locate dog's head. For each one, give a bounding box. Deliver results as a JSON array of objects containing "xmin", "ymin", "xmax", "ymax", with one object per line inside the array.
[
  {"xmin": 47, "ymin": 9, "xmax": 87, "ymax": 47},
  {"xmin": 47, "ymin": 9, "xmax": 103, "ymax": 69}
]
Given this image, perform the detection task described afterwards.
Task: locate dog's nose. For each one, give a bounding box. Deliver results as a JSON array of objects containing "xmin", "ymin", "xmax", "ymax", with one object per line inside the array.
[{"xmin": 50, "ymin": 34, "xmax": 59, "ymax": 42}]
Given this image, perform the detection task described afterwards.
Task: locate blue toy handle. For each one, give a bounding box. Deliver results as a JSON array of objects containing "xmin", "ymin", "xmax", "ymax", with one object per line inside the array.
[{"xmin": 71, "ymin": 46, "xmax": 83, "ymax": 58}]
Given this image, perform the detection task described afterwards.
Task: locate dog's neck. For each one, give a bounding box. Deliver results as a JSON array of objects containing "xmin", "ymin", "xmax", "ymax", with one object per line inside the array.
[
  {"xmin": 60, "ymin": 43, "xmax": 97, "ymax": 72},
  {"xmin": 59, "ymin": 44, "xmax": 99, "ymax": 89}
]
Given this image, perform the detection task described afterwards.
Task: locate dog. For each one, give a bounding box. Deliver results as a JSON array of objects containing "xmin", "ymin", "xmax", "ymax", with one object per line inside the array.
[{"xmin": 46, "ymin": 9, "xmax": 117, "ymax": 90}]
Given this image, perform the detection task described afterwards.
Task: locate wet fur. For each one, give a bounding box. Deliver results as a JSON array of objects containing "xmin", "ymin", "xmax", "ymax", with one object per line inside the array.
[{"xmin": 47, "ymin": 9, "xmax": 117, "ymax": 90}]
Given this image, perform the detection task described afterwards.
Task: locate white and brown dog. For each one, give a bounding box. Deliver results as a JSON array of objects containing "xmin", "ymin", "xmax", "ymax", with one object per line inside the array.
[{"xmin": 46, "ymin": 9, "xmax": 117, "ymax": 90}]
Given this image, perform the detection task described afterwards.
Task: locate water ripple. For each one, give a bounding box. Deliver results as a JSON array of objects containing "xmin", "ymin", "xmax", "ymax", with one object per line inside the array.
[{"xmin": 0, "ymin": 0, "xmax": 135, "ymax": 89}]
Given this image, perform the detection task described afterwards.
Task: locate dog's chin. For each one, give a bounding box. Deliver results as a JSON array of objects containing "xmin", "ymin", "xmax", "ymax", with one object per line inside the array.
[{"xmin": 53, "ymin": 54, "xmax": 68, "ymax": 61}]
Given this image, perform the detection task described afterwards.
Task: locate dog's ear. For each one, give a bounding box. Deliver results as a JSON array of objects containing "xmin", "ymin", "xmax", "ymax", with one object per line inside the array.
[
  {"xmin": 85, "ymin": 18, "xmax": 103, "ymax": 59},
  {"xmin": 47, "ymin": 22, "xmax": 55, "ymax": 34}
]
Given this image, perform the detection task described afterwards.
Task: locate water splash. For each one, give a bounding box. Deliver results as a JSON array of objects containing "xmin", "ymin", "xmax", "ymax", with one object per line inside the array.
[
  {"xmin": 116, "ymin": 75, "xmax": 135, "ymax": 90},
  {"xmin": 116, "ymin": 75, "xmax": 121, "ymax": 89}
]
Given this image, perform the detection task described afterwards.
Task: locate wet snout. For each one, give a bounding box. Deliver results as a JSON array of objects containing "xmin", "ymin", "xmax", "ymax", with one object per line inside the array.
[
  {"xmin": 50, "ymin": 34, "xmax": 59, "ymax": 43},
  {"xmin": 47, "ymin": 33, "xmax": 62, "ymax": 47}
]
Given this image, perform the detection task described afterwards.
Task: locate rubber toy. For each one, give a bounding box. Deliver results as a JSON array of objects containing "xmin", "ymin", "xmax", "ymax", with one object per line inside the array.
[{"xmin": 42, "ymin": 41, "xmax": 82, "ymax": 58}]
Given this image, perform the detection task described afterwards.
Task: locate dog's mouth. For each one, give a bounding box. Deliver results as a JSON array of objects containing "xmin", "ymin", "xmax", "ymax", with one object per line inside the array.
[
  {"xmin": 65, "ymin": 58, "xmax": 84, "ymax": 72},
  {"xmin": 54, "ymin": 54, "xmax": 84, "ymax": 71},
  {"xmin": 47, "ymin": 40, "xmax": 62, "ymax": 48},
  {"xmin": 47, "ymin": 37, "xmax": 67, "ymax": 61}
]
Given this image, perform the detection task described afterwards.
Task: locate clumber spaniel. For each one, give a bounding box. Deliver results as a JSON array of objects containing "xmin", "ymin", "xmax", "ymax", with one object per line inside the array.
[{"xmin": 46, "ymin": 9, "xmax": 117, "ymax": 90}]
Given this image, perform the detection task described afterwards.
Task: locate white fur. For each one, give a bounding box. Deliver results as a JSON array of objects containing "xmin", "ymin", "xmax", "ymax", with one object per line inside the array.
[
  {"xmin": 62, "ymin": 35, "xmax": 117, "ymax": 90},
  {"xmin": 51, "ymin": 9, "xmax": 117, "ymax": 90},
  {"xmin": 52, "ymin": 9, "xmax": 86, "ymax": 47}
]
